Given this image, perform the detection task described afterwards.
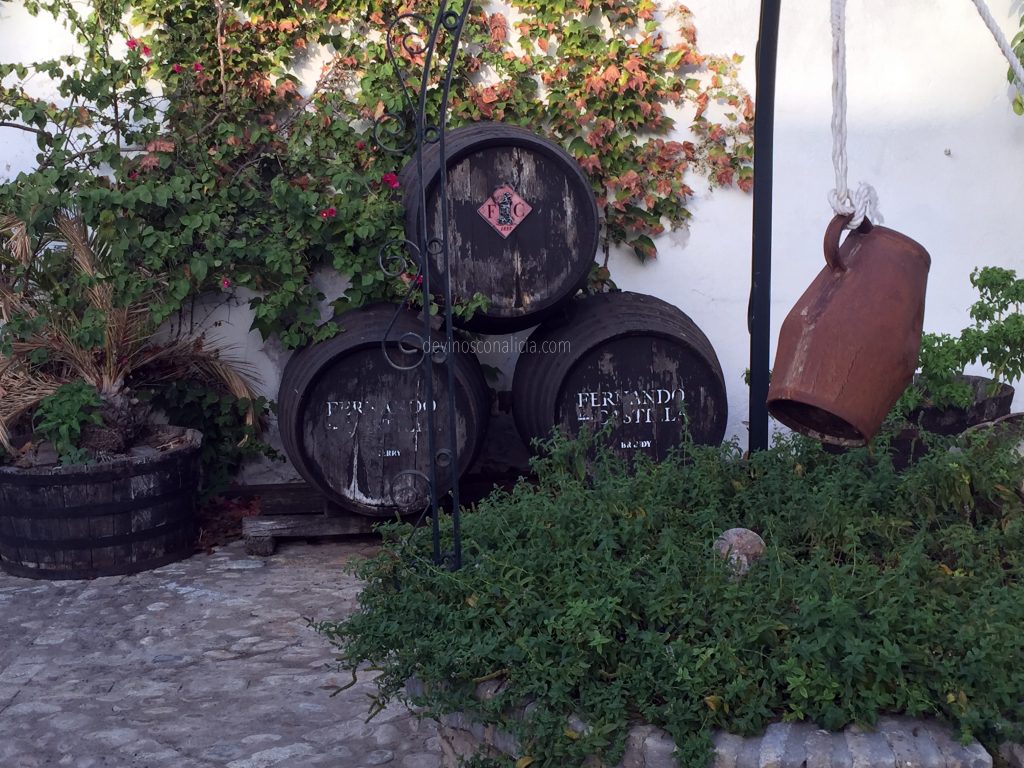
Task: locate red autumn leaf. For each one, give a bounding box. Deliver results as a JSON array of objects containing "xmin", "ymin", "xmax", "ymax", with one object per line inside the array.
[
  {"xmin": 623, "ymin": 56, "xmax": 645, "ymax": 75},
  {"xmin": 146, "ymin": 138, "xmax": 175, "ymax": 153},
  {"xmin": 577, "ymin": 154, "xmax": 602, "ymax": 173},
  {"xmin": 743, "ymin": 95, "xmax": 755, "ymax": 120},
  {"xmin": 694, "ymin": 92, "xmax": 709, "ymax": 119},
  {"xmin": 488, "ymin": 13, "xmax": 507, "ymax": 44}
]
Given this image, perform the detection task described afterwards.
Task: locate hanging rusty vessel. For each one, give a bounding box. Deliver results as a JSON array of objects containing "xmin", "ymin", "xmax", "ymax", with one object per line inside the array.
[{"xmin": 767, "ymin": 215, "xmax": 931, "ymax": 446}]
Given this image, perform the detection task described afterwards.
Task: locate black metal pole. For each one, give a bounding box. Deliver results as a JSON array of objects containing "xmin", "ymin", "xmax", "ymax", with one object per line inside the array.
[{"xmin": 748, "ymin": 0, "xmax": 781, "ymax": 453}]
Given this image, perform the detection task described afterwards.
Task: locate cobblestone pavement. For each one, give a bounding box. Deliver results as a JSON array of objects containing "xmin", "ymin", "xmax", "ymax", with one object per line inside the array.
[{"xmin": 0, "ymin": 539, "xmax": 442, "ymax": 768}]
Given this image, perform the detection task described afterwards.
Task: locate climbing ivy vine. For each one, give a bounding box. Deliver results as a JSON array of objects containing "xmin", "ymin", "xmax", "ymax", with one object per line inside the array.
[
  {"xmin": 1, "ymin": 0, "xmax": 753, "ymax": 348},
  {"xmin": 323, "ymin": 0, "xmax": 753, "ymax": 268}
]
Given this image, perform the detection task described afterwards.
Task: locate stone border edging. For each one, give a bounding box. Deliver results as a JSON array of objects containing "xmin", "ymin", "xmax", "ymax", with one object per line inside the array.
[{"xmin": 410, "ymin": 679, "xmax": 1023, "ymax": 768}]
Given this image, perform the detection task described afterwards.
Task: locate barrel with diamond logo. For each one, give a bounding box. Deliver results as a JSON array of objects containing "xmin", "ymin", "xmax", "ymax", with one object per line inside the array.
[{"xmin": 399, "ymin": 122, "xmax": 599, "ymax": 333}]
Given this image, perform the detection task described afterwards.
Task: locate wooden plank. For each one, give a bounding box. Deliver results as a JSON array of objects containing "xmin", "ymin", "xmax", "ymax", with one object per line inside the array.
[
  {"xmin": 220, "ymin": 483, "xmax": 326, "ymax": 516},
  {"xmin": 242, "ymin": 514, "xmax": 377, "ymax": 556}
]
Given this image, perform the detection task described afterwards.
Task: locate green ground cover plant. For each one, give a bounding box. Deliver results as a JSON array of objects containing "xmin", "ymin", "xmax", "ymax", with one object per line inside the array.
[
  {"xmin": 901, "ymin": 266, "xmax": 1024, "ymax": 412},
  {"xmin": 316, "ymin": 430, "xmax": 1024, "ymax": 767}
]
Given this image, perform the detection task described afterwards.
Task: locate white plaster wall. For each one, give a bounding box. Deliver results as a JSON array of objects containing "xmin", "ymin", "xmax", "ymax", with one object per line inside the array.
[
  {"xmin": 3, "ymin": 0, "xmax": 1024, "ymax": 475},
  {"xmin": 611, "ymin": 0, "xmax": 1024, "ymax": 440}
]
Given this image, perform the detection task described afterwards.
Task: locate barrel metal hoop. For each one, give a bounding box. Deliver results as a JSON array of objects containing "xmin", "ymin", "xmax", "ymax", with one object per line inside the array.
[
  {"xmin": 1, "ymin": 516, "xmax": 194, "ymax": 551},
  {"xmin": 0, "ymin": 488, "xmax": 189, "ymax": 519},
  {"xmin": 0, "ymin": 548, "xmax": 194, "ymax": 580}
]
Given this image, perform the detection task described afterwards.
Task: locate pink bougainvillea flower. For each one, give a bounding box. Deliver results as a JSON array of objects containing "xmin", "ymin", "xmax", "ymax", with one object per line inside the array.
[
  {"xmin": 193, "ymin": 62, "xmax": 204, "ymax": 72},
  {"xmin": 220, "ymin": 277, "xmax": 231, "ymax": 289},
  {"xmin": 142, "ymin": 45, "xmax": 151, "ymax": 56},
  {"xmin": 319, "ymin": 207, "xmax": 337, "ymax": 219},
  {"xmin": 381, "ymin": 172, "xmax": 400, "ymax": 190},
  {"xmin": 126, "ymin": 39, "xmax": 138, "ymax": 50},
  {"xmin": 172, "ymin": 63, "xmax": 183, "ymax": 74},
  {"xmin": 355, "ymin": 140, "xmax": 366, "ymax": 151},
  {"xmin": 400, "ymin": 272, "xmax": 424, "ymax": 287},
  {"xmin": 127, "ymin": 170, "xmax": 139, "ymax": 180}
]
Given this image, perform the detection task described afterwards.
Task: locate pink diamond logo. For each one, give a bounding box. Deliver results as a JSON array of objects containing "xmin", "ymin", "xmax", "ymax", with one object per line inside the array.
[{"xmin": 477, "ymin": 185, "xmax": 532, "ymax": 238}]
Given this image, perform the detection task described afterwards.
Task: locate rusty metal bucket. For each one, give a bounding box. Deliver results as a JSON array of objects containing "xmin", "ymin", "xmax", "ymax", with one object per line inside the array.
[{"xmin": 767, "ymin": 215, "xmax": 931, "ymax": 446}]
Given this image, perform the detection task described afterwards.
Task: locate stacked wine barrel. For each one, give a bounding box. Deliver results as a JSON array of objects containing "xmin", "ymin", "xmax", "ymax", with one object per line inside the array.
[
  {"xmin": 277, "ymin": 304, "xmax": 490, "ymax": 518},
  {"xmin": 398, "ymin": 122, "xmax": 599, "ymax": 333},
  {"xmin": 277, "ymin": 123, "xmax": 728, "ymax": 517},
  {"xmin": 513, "ymin": 291, "xmax": 728, "ymax": 460}
]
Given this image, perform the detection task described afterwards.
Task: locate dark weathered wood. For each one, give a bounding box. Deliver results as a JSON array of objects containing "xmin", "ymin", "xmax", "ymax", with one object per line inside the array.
[
  {"xmin": 220, "ymin": 482, "xmax": 326, "ymax": 516},
  {"xmin": 242, "ymin": 514, "xmax": 376, "ymax": 556},
  {"xmin": 400, "ymin": 123, "xmax": 599, "ymax": 334},
  {"xmin": 512, "ymin": 292, "xmax": 728, "ymax": 462},
  {"xmin": 277, "ymin": 303, "xmax": 491, "ymax": 518},
  {"xmin": 0, "ymin": 429, "xmax": 201, "ymax": 580}
]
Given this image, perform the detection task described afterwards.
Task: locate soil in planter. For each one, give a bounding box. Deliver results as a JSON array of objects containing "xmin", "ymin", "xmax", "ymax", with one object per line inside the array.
[
  {"xmin": 892, "ymin": 375, "xmax": 1015, "ymax": 469},
  {"xmin": 10, "ymin": 424, "xmax": 191, "ymax": 470}
]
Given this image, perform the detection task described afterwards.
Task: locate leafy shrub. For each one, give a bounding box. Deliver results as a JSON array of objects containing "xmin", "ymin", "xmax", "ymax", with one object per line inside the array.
[
  {"xmin": 316, "ymin": 430, "xmax": 1024, "ymax": 767},
  {"xmin": 143, "ymin": 380, "xmax": 275, "ymax": 497},
  {"xmin": 33, "ymin": 381, "xmax": 103, "ymax": 465},
  {"xmin": 900, "ymin": 266, "xmax": 1024, "ymax": 412}
]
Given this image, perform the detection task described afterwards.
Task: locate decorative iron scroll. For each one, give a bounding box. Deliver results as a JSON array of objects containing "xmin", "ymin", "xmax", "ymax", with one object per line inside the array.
[{"xmin": 374, "ymin": 2, "xmax": 471, "ymax": 569}]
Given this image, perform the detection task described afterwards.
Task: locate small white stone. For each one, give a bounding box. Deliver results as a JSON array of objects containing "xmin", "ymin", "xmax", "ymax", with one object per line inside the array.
[
  {"xmin": 365, "ymin": 749, "xmax": 395, "ymax": 765},
  {"xmin": 713, "ymin": 528, "xmax": 766, "ymax": 576}
]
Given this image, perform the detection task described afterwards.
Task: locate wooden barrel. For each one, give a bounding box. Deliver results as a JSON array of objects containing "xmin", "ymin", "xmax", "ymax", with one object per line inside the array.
[
  {"xmin": 277, "ymin": 304, "xmax": 491, "ymax": 517},
  {"xmin": 399, "ymin": 122, "xmax": 599, "ymax": 334},
  {"xmin": 512, "ymin": 292, "xmax": 727, "ymax": 459},
  {"xmin": 0, "ymin": 429, "xmax": 201, "ymax": 580}
]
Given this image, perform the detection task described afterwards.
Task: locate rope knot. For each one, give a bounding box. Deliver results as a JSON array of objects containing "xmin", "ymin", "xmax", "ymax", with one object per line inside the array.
[{"xmin": 828, "ymin": 182, "xmax": 882, "ymax": 230}]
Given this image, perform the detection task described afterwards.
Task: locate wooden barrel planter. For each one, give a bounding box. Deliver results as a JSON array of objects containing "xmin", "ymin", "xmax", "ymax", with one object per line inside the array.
[
  {"xmin": 277, "ymin": 303, "xmax": 491, "ymax": 517},
  {"xmin": 512, "ymin": 291, "xmax": 728, "ymax": 460},
  {"xmin": 399, "ymin": 122, "xmax": 599, "ymax": 334},
  {"xmin": 0, "ymin": 428, "xmax": 201, "ymax": 580},
  {"xmin": 887, "ymin": 375, "xmax": 1015, "ymax": 468}
]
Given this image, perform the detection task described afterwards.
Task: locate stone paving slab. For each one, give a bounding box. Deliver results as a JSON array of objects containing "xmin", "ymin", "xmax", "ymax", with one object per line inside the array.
[{"xmin": 0, "ymin": 540, "xmax": 441, "ymax": 768}]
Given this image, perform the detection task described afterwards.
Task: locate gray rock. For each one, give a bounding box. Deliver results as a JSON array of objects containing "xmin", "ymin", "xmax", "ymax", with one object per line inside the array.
[
  {"xmin": 712, "ymin": 730, "xmax": 745, "ymax": 768},
  {"xmin": 844, "ymin": 729, "xmax": 894, "ymax": 768},
  {"xmin": 1000, "ymin": 742, "xmax": 1024, "ymax": 768},
  {"xmin": 401, "ymin": 754, "xmax": 441, "ymax": 768},
  {"xmin": 759, "ymin": 722, "xmax": 791, "ymax": 767},
  {"xmin": 714, "ymin": 528, "xmax": 766, "ymax": 576},
  {"xmin": 642, "ymin": 727, "xmax": 678, "ymax": 768}
]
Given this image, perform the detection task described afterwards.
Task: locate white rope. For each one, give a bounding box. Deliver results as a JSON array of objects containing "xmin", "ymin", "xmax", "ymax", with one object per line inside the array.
[
  {"xmin": 969, "ymin": 0, "xmax": 1024, "ymax": 100},
  {"xmin": 829, "ymin": 0, "xmax": 882, "ymax": 229}
]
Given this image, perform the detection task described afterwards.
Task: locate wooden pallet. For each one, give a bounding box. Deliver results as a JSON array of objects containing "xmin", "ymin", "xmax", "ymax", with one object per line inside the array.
[
  {"xmin": 232, "ymin": 483, "xmax": 379, "ymax": 555},
  {"xmin": 242, "ymin": 512, "xmax": 376, "ymax": 555}
]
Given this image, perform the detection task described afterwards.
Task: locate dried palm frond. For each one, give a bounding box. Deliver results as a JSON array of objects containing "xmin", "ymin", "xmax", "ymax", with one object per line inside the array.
[
  {"xmin": 0, "ymin": 364, "xmax": 63, "ymax": 452},
  {"xmin": 0, "ymin": 213, "xmax": 32, "ymax": 268},
  {"xmin": 131, "ymin": 337, "xmax": 260, "ymax": 430},
  {"xmin": 54, "ymin": 209, "xmax": 115, "ymax": 315},
  {"xmin": 0, "ymin": 209, "xmax": 262, "ymax": 459}
]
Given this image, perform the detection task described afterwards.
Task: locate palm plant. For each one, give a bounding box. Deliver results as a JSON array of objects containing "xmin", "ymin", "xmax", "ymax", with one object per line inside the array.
[{"xmin": 0, "ymin": 209, "xmax": 256, "ymax": 461}]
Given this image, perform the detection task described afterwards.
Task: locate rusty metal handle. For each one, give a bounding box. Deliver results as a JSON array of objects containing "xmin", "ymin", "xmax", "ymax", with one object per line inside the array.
[{"xmin": 823, "ymin": 214, "xmax": 873, "ymax": 272}]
